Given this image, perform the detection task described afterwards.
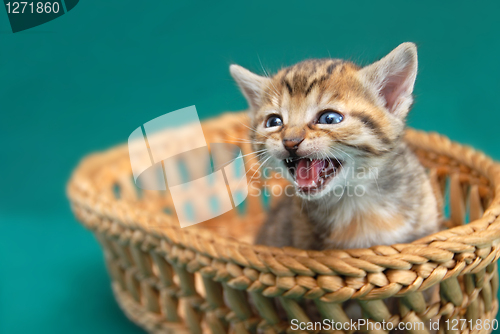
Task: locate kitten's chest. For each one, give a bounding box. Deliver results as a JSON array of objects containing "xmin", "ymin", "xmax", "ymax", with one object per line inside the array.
[{"xmin": 313, "ymin": 209, "xmax": 411, "ymax": 250}]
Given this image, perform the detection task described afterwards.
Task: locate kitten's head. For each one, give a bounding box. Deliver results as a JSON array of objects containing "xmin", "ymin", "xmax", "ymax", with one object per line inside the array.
[{"xmin": 230, "ymin": 43, "xmax": 418, "ymax": 200}]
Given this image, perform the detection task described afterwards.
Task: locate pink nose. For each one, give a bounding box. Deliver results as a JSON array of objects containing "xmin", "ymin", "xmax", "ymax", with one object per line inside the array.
[{"xmin": 282, "ymin": 137, "xmax": 304, "ymax": 153}]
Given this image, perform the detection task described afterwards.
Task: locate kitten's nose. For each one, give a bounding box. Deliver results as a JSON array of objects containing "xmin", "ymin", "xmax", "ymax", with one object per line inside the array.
[{"xmin": 283, "ymin": 137, "xmax": 304, "ymax": 153}]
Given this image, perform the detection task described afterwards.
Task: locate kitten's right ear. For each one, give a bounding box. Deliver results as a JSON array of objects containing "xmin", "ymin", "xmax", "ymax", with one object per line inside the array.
[{"xmin": 230, "ymin": 64, "xmax": 269, "ymax": 111}]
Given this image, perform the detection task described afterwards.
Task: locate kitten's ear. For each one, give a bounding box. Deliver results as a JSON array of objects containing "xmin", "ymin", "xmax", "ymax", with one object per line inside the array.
[
  {"xmin": 359, "ymin": 42, "xmax": 418, "ymax": 119},
  {"xmin": 230, "ymin": 64, "xmax": 270, "ymax": 111}
]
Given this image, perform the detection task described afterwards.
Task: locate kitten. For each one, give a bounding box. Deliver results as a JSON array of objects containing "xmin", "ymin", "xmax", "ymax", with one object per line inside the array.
[{"xmin": 230, "ymin": 43, "xmax": 440, "ymax": 250}]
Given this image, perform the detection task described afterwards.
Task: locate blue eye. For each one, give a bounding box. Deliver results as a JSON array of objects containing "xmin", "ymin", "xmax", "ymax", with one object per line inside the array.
[
  {"xmin": 317, "ymin": 110, "xmax": 343, "ymax": 124},
  {"xmin": 266, "ymin": 115, "xmax": 283, "ymax": 128}
]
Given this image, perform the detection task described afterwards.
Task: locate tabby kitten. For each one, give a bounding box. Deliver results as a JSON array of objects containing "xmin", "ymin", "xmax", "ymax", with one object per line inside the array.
[{"xmin": 230, "ymin": 43, "xmax": 439, "ymax": 250}]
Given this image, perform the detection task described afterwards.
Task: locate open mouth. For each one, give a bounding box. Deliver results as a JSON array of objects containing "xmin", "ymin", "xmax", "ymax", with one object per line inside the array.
[{"xmin": 283, "ymin": 157, "xmax": 343, "ymax": 194}]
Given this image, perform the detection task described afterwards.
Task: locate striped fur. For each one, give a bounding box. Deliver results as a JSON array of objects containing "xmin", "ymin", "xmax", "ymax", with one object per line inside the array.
[{"xmin": 230, "ymin": 43, "xmax": 439, "ymax": 250}]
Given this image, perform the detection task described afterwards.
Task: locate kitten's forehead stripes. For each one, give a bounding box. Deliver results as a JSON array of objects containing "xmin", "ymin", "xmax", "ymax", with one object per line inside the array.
[{"xmin": 273, "ymin": 59, "xmax": 344, "ymax": 98}]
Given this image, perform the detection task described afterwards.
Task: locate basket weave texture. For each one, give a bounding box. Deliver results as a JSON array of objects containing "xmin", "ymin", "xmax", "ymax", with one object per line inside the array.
[{"xmin": 67, "ymin": 112, "xmax": 500, "ymax": 334}]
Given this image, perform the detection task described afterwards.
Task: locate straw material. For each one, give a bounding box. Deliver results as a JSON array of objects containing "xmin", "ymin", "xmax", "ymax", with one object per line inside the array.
[{"xmin": 67, "ymin": 112, "xmax": 500, "ymax": 334}]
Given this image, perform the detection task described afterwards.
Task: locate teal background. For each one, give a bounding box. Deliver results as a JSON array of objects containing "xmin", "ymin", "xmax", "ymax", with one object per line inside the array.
[{"xmin": 1, "ymin": 1, "xmax": 500, "ymax": 333}]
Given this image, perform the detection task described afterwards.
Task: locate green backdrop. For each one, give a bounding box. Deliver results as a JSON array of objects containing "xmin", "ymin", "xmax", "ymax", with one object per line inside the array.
[{"xmin": 1, "ymin": 1, "xmax": 499, "ymax": 333}]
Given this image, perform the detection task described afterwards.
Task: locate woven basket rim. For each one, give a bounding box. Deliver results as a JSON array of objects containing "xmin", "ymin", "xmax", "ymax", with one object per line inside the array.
[{"xmin": 67, "ymin": 112, "xmax": 500, "ymax": 288}]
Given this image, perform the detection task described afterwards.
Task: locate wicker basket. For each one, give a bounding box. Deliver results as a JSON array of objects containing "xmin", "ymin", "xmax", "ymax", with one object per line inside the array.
[{"xmin": 67, "ymin": 112, "xmax": 500, "ymax": 334}]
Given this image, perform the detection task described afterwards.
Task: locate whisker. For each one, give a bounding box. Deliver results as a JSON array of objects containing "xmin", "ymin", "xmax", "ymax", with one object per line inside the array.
[
  {"xmin": 330, "ymin": 146, "xmax": 354, "ymax": 162},
  {"xmin": 242, "ymin": 152, "xmax": 272, "ymax": 179},
  {"xmin": 248, "ymin": 155, "xmax": 272, "ymax": 182},
  {"xmin": 236, "ymin": 120, "xmax": 271, "ymax": 140},
  {"xmin": 241, "ymin": 151, "xmax": 270, "ymax": 167},
  {"xmin": 235, "ymin": 149, "xmax": 268, "ymax": 159},
  {"xmin": 225, "ymin": 137, "xmax": 266, "ymax": 145},
  {"xmin": 327, "ymin": 149, "xmax": 344, "ymax": 170},
  {"xmin": 258, "ymin": 55, "xmax": 281, "ymax": 97}
]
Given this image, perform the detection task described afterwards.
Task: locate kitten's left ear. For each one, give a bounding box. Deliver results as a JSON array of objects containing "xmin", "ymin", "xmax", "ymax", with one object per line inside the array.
[
  {"xmin": 359, "ymin": 42, "xmax": 418, "ymax": 119},
  {"xmin": 230, "ymin": 64, "xmax": 270, "ymax": 111}
]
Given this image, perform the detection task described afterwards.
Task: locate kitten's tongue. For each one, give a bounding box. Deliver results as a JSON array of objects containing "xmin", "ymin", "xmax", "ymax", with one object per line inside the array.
[{"xmin": 295, "ymin": 159, "xmax": 325, "ymax": 187}]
